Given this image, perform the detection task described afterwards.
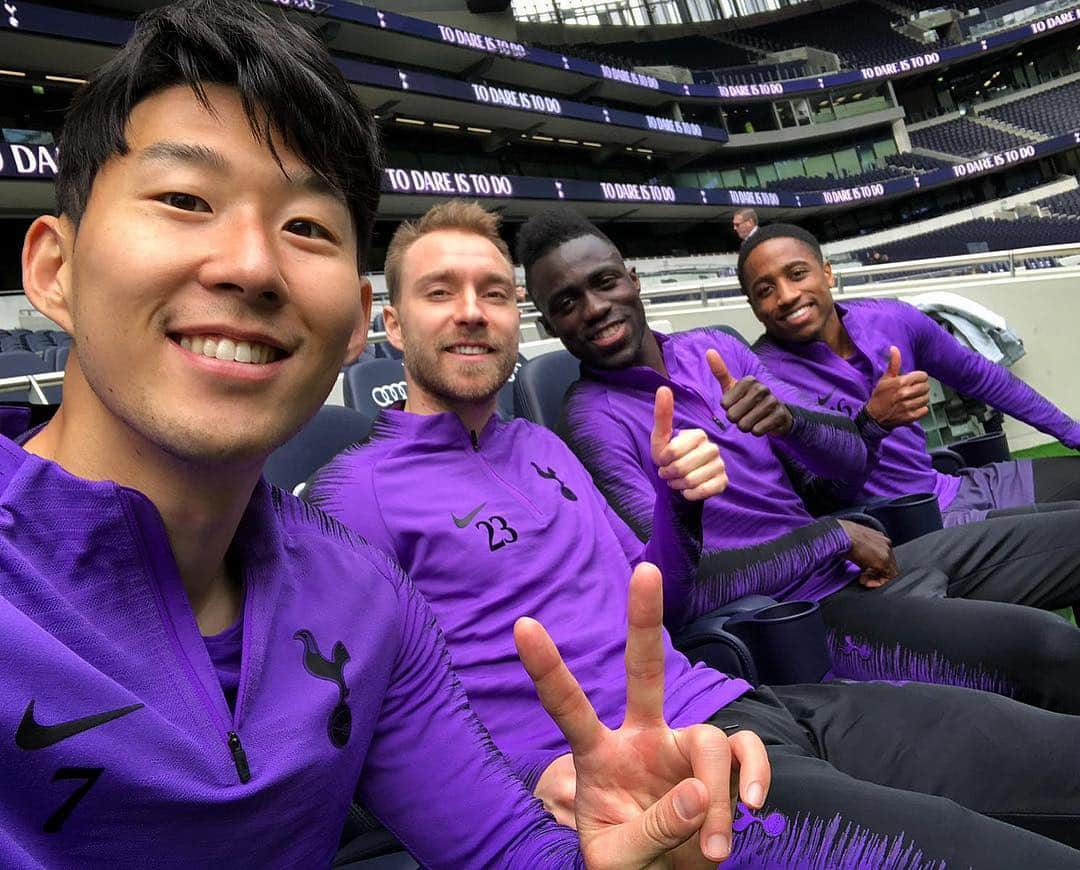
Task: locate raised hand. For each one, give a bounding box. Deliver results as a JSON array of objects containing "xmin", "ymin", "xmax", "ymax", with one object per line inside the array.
[
  {"xmin": 517, "ymin": 563, "xmax": 771, "ymax": 868},
  {"xmin": 650, "ymin": 386, "xmax": 728, "ymax": 502},
  {"xmin": 865, "ymin": 346, "xmax": 930, "ymax": 430},
  {"xmin": 837, "ymin": 519, "xmax": 898, "ymax": 588},
  {"xmin": 707, "ymin": 349, "xmax": 793, "ymax": 437}
]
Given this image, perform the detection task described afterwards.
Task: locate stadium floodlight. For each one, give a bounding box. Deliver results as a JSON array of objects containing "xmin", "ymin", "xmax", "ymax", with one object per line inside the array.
[
  {"xmin": 557, "ymin": 138, "xmax": 578, "ymax": 144},
  {"xmin": 0, "ymin": 69, "xmax": 26, "ymax": 77},
  {"xmin": 531, "ymin": 134, "xmax": 554, "ymax": 141},
  {"xmin": 395, "ymin": 117, "xmax": 426, "ymax": 125},
  {"xmin": 45, "ymin": 75, "xmax": 88, "ymax": 84},
  {"xmin": 467, "ymin": 126, "xmax": 493, "ymax": 134},
  {"xmin": 432, "ymin": 122, "xmax": 460, "ymax": 130},
  {"xmin": 582, "ymin": 141, "xmax": 603, "ymax": 148}
]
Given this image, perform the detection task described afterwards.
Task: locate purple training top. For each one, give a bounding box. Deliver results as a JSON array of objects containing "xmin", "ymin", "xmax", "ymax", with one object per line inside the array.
[
  {"xmin": 753, "ymin": 298, "xmax": 1080, "ymax": 519},
  {"xmin": 0, "ymin": 432, "xmax": 585, "ymax": 868},
  {"xmin": 309, "ymin": 408, "xmax": 749, "ymax": 785},
  {"xmin": 560, "ymin": 329, "xmax": 874, "ymax": 627}
]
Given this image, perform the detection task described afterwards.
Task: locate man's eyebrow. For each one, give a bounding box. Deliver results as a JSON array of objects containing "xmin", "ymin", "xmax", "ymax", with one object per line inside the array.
[
  {"xmin": 750, "ymin": 259, "xmax": 807, "ymax": 290},
  {"xmin": 414, "ymin": 268, "xmax": 512, "ymax": 287},
  {"xmin": 138, "ymin": 141, "xmax": 229, "ymax": 171},
  {"xmin": 136, "ymin": 141, "xmax": 342, "ymax": 201}
]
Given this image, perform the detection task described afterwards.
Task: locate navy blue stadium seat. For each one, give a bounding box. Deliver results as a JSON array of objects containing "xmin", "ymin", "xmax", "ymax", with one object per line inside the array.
[
  {"xmin": 0, "ymin": 350, "xmax": 58, "ymax": 403},
  {"xmin": 496, "ymin": 354, "xmax": 527, "ymax": 420},
  {"xmin": 342, "ymin": 358, "xmax": 407, "ymax": 418},
  {"xmin": 264, "ymin": 404, "xmax": 373, "ymax": 495},
  {"xmin": 512, "ymin": 349, "xmax": 580, "ymax": 430}
]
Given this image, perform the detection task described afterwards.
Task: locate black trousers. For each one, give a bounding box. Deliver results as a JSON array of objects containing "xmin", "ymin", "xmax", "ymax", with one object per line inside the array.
[
  {"xmin": 711, "ymin": 682, "xmax": 1080, "ymax": 868},
  {"xmin": 819, "ymin": 508, "xmax": 1080, "ymax": 713},
  {"xmin": 1032, "ymin": 455, "xmax": 1080, "ymax": 505}
]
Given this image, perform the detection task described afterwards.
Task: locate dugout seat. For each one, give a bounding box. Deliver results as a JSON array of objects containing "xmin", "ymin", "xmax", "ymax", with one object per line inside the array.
[
  {"xmin": 342, "ymin": 358, "xmax": 407, "ymax": 418},
  {"xmin": 513, "ymin": 349, "xmax": 578, "ymax": 429},
  {"xmin": 496, "ymin": 353, "xmax": 526, "ymax": 420},
  {"xmin": 0, "ymin": 350, "xmax": 60, "ymax": 403},
  {"xmin": 264, "ymin": 404, "xmax": 373, "ymax": 496}
]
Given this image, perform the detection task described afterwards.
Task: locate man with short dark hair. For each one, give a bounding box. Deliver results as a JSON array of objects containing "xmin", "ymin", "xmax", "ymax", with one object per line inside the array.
[
  {"xmin": 732, "ymin": 208, "xmax": 758, "ymax": 242},
  {"xmin": 312, "ymin": 200, "xmax": 1080, "ymax": 867},
  {"xmin": 520, "ymin": 206, "xmax": 1080, "ymax": 716},
  {"xmin": 0, "ymin": 5, "xmax": 751, "ymax": 866},
  {"xmin": 741, "ymin": 222, "xmax": 1080, "ymax": 525}
]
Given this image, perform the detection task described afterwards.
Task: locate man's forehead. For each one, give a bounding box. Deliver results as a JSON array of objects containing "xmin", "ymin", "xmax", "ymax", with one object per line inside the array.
[
  {"xmin": 535, "ymin": 234, "xmax": 621, "ymax": 284},
  {"xmin": 745, "ymin": 237, "xmax": 820, "ymax": 281},
  {"xmin": 403, "ymin": 230, "xmax": 513, "ymax": 284}
]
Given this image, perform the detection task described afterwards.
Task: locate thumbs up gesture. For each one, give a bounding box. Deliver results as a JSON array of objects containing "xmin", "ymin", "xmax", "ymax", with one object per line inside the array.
[
  {"xmin": 650, "ymin": 386, "xmax": 728, "ymax": 501},
  {"xmin": 865, "ymin": 346, "xmax": 930, "ymax": 430},
  {"xmin": 707, "ymin": 349, "xmax": 793, "ymax": 437}
]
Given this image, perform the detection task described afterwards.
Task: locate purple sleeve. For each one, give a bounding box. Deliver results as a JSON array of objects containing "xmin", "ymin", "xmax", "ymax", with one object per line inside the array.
[
  {"xmin": 723, "ymin": 337, "xmax": 869, "ymax": 479},
  {"xmin": 306, "ymin": 455, "xmax": 400, "ymax": 557},
  {"xmin": 357, "ymin": 555, "xmax": 585, "ymax": 868},
  {"xmin": 559, "ymin": 387, "xmax": 703, "ymax": 629},
  {"xmin": 902, "ymin": 303, "xmax": 1080, "ymax": 449}
]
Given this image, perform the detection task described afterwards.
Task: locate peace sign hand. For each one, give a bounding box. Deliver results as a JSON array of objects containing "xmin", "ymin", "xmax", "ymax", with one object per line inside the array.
[{"xmin": 516, "ymin": 563, "xmax": 770, "ymax": 867}]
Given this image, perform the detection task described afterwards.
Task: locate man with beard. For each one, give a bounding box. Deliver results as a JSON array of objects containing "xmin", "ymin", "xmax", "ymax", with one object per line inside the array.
[
  {"xmin": 310, "ymin": 200, "xmax": 1080, "ymax": 867},
  {"xmin": 518, "ymin": 206, "xmax": 1080, "ymax": 716}
]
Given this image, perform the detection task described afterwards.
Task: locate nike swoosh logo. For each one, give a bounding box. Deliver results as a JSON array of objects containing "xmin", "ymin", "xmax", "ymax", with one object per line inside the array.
[
  {"xmin": 817, "ymin": 388, "xmax": 836, "ymax": 406},
  {"xmin": 451, "ymin": 503, "xmax": 486, "ymax": 529},
  {"xmin": 15, "ymin": 700, "xmax": 145, "ymax": 750}
]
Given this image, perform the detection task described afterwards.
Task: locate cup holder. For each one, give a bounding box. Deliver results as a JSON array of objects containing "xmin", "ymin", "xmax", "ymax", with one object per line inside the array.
[
  {"xmin": 866, "ymin": 492, "xmax": 943, "ymax": 546},
  {"xmin": 725, "ymin": 600, "xmax": 830, "ymax": 686}
]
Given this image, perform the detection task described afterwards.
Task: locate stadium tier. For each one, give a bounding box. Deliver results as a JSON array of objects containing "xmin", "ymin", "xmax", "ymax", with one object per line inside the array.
[
  {"xmin": 1039, "ymin": 188, "xmax": 1080, "ymax": 215},
  {"xmin": 908, "ymin": 117, "xmax": 1036, "ymax": 157},
  {"xmin": 0, "ymin": 0, "xmax": 1078, "ymax": 267},
  {"xmin": 982, "ymin": 78, "xmax": 1080, "ymax": 136}
]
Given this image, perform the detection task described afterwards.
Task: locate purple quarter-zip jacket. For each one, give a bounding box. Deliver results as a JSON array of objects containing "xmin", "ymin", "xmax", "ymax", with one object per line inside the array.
[
  {"xmin": 0, "ymin": 433, "xmax": 586, "ymax": 869},
  {"xmin": 753, "ymin": 298, "xmax": 1080, "ymax": 516},
  {"xmin": 308, "ymin": 409, "xmax": 750, "ymax": 784},
  {"xmin": 561, "ymin": 329, "xmax": 870, "ymax": 627}
]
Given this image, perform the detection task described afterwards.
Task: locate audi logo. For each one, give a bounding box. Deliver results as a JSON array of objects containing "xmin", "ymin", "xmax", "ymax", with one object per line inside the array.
[{"xmin": 370, "ymin": 381, "xmax": 409, "ymax": 407}]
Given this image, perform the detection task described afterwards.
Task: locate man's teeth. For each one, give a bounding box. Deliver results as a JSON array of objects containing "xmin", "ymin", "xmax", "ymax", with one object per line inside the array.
[
  {"xmin": 448, "ymin": 345, "xmax": 491, "ymax": 355},
  {"xmin": 784, "ymin": 306, "xmax": 811, "ymax": 322},
  {"xmin": 594, "ymin": 322, "xmax": 623, "ymax": 340},
  {"xmin": 178, "ymin": 335, "xmax": 278, "ymax": 364}
]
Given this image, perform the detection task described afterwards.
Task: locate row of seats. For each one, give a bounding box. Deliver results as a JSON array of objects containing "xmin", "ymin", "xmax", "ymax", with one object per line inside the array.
[
  {"xmin": 909, "ymin": 117, "xmax": 1033, "ymax": 157},
  {"xmin": 1038, "ymin": 188, "xmax": 1080, "ymax": 216},
  {"xmin": 764, "ymin": 166, "xmax": 910, "ymax": 193},
  {"xmin": 884, "ymin": 152, "xmax": 957, "ymax": 172},
  {"xmin": 732, "ymin": 1, "xmax": 926, "ymax": 69},
  {"xmin": 983, "ymin": 79, "xmax": 1080, "ymax": 137},
  {"xmin": 857, "ymin": 214, "xmax": 1080, "ymax": 262},
  {"xmin": 0, "ymin": 328, "xmax": 71, "ymax": 355}
]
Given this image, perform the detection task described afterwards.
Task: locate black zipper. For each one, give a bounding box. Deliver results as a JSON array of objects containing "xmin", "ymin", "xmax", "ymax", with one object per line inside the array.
[
  {"xmin": 228, "ymin": 731, "xmax": 251, "ymax": 783},
  {"xmin": 470, "ymin": 430, "xmax": 480, "ymax": 451}
]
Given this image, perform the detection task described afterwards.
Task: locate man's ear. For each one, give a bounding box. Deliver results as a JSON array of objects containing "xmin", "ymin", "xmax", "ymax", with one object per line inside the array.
[
  {"xmin": 343, "ymin": 278, "xmax": 373, "ymax": 364},
  {"xmin": 22, "ymin": 215, "xmax": 76, "ymax": 334},
  {"xmin": 823, "ymin": 260, "xmax": 835, "ymax": 289},
  {"xmin": 383, "ymin": 303, "xmax": 404, "ymax": 353}
]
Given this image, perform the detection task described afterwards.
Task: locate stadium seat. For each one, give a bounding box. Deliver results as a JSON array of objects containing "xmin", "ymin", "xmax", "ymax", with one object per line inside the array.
[
  {"xmin": 512, "ymin": 349, "xmax": 579, "ymax": 429},
  {"xmin": 0, "ymin": 350, "xmax": 59, "ymax": 403},
  {"xmin": 342, "ymin": 358, "xmax": 408, "ymax": 418},
  {"xmin": 496, "ymin": 354, "xmax": 526, "ymax": 420},
  {"xmin": 263, "ymin": 404, "xmax": 373, "ymax": 496},
  {"xmin": 949, "ymin": 430, "xmax": 1010, "ymax": 467}
]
